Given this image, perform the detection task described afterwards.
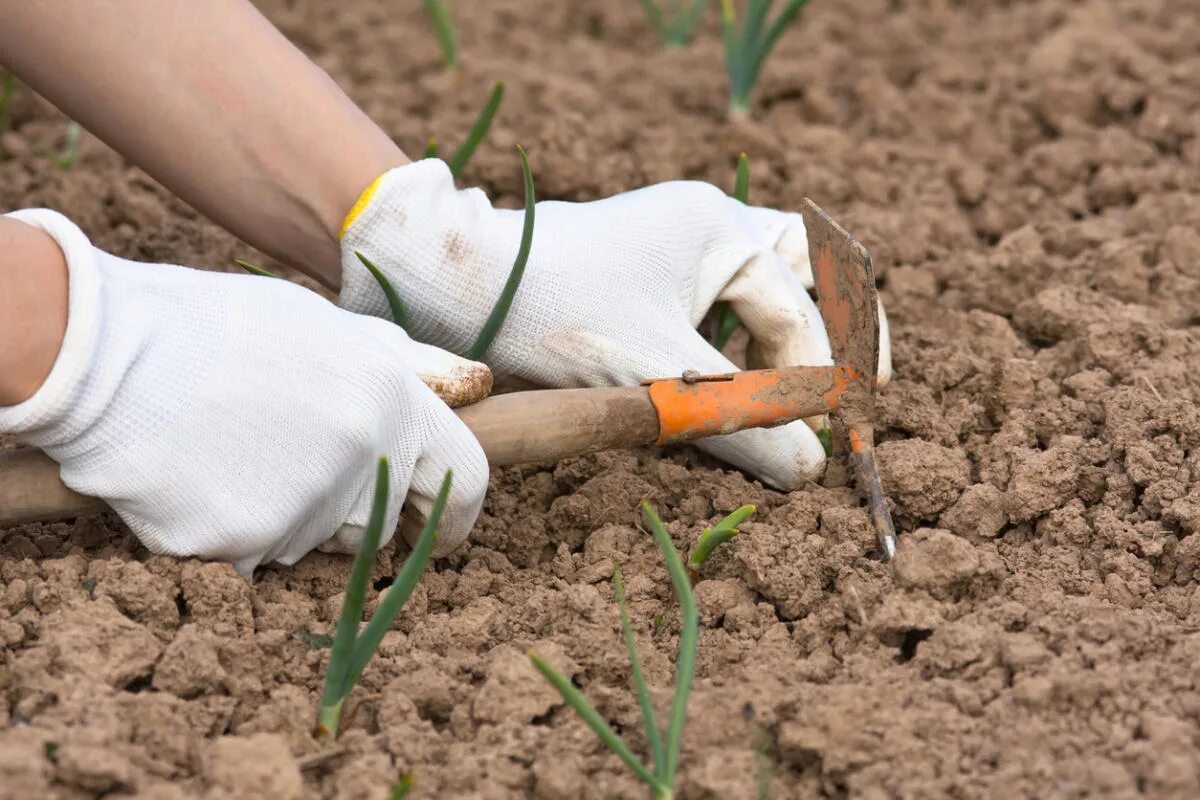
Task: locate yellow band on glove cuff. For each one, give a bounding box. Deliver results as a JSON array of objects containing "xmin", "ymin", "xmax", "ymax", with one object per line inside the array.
[{"xmin": 339, "ymin": 172, "xmax": 388, "ymax": 239}]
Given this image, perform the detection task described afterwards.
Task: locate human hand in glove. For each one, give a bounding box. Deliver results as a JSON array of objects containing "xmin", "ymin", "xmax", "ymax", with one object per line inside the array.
[
  {"xmin": 340, "ymin": 160, "xmax": 892, "ymax": 490},
  {"xmin": 0, "ymin": 210, "xmax": 490, "ymax": 573}
]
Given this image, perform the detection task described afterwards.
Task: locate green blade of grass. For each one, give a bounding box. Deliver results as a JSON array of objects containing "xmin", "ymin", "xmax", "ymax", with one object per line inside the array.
[
  {"xmin": 342, "ymin": 470, "xmax": 450, "ymax": 691},
  {"xmin": 43, "ymin": 122, "xmax": 82, "ymax": 170},
  {"xmin": 318, "ymin": 456, "xmax": 391, "ymax": 737},
  {"xmin": 388, "ymin": 773, "xmax": 415, "ymax": 800},
  {"xmin": 467, "ymin": 145, "xmax": 534, "ymax": 361},
  {"xmin": 528, "ymin": 651, "xmax": 666, "ymax": 792},
  {"xmin": 640, "ymin": 502, "xmax": 698, "ymax": 787},
  {"xmin": 688, "ymin": 504, "xmax": 756, "ymax": 570},
  {"xmin": 733, "ymin": 152, "xmax": 750, "ymax": 203},
  {"xmin": 235, "ymin": 259, "xmax": 277, "ymax": 278},
  {"xmin": 423, "ymin": 0, "xmax": 458, "ymax": 69},
  {"xmin": 746, "ymin": 0, "xmax": 811, "ymax": 92},
  {"xmin": 0, "ymin": 72, "xmax": 17, "ymax": 135},
  {"xmin": 354, "ymin": 250, "xmax": 408, "ymax": 330},
  {"xmin": 615, "ymin": 565, "xmax": 666, "ymax": 782},
  {"xmin": 447, "ymin": 81, "xmax": 505, "ymax": 177},
  {"xmin": 640, "ymin": 0, "xmax": 668, "ymax": 40}
]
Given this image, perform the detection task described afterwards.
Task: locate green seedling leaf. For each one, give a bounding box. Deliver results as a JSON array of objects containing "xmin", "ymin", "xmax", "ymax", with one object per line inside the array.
[
  {"xmin": 447, "ymin": 81, "xmax": 505, "ymax": 177},
  {"xmin": 317, "ymin": 456, "xmax": 391, "ymax": 739},
  {"xmin": 640, "ymin": 501, "xmax": 698, "ymax": 786},
  {"xmin": 235, "ymin": 259, "xmax": 278, "ymax": 278},
  {"xmin": 687, "ymin": 503, "xmax": 756, "ymax": 572},
  {"xmin": 354, "ymin": 250, "xmax": 407, "ymax": 330},
  {"xmin": 388, "ymin": 773, "xmax": 415, "ymax": 800},
  {"xmin": 817, "ymin": 426, "xmax": 833, "ymax": 458},
  {"xmin": 641, "ymin": 0, "xmax": 711, "ymax": 47},
  {"xmin": 342, "ymin": 470, "xmax": 449, "ymax": 691},
  {"xmin": 423, "ymin": 0, "xmax": 458, "ymax": 69},
  {"xmin": 467, "ymin": 145, "xmax": 535, "ymax": 361},
  {"xmin": 41, "ymin": 121, "xmax": 82, "ymax": 170},
  {"xmin": 721, "ymin": 0, "xmax": 811, "ymax": 116},
  {"xmin": 711, "ymin": 153, "xmax": 750, "ymax": 349},
  {"xmin": 0, "ymin": 72, "xmax": 17, "ymax": 136},
  {"xmin": 423, "ymin": 137, "xmax": 440, "ymax": 159},
  {"xmin": 529, "ymin": 651, "xmax": 667, "ymax": 792},
  {"xmin": 293, "ymin": 630, "xmax": 334, "ymax": 650},
  {"xmin": 615, "ymin": 565, "xmax": 666, "ymax": 780}
]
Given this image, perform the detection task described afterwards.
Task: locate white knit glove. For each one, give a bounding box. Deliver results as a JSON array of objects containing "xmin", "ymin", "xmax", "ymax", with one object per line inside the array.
[
  {"xmin": 341, "ymin": 160, "xmax": 892, "ymax": 489},
  {"xmin": 0, "ymin": 209, "xmax": 489, "ymax": 572}
]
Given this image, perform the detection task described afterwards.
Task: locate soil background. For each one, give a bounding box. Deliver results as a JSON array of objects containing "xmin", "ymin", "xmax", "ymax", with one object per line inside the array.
[{"xmin": 4, "ymin": 0, "xmax": 1200, "ymax": 797}]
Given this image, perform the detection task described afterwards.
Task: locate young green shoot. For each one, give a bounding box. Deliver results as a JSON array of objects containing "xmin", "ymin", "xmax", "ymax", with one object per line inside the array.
[
  {"xmin": 687, "ymin": 504, "xmax": 755, "ymax": 580},
  {"xmin": 817, "ymin": 425, "xmax": 833, "ymax": 458},
  {"xmin": 354, "ymin": 250, "xmax": 408, "ymax": 330},
  {"xmin": 316, "ymin": 458, "xmax": 450, "ymax": 739},
  {"xmin": 423, "ymin": 82, "xmax": 505, "ymax": 177},
  {"xmin": 423, "ymin": 0, "xmax": 458, "ymax": 69},
  {"xmin": 466, "ymin": 144, "xmax": 535, "ymax": 361},
  {"xmin": 0, "ymin": 71, "xmax": 17, "ymax": 136},
  {"xmin": 640, "ymin": 0, "xmax": 710, "ymax": 48},
  {"xmin": 388, "ymin": 773, "xmax": 415, "ymax": 800},
  {"xmin": 720, "ymin": 0, "xmax": 812, "ymax": 116},
  {"xmin": 529, "ymin": 501, "xmax": 698, "ymax": 799},
  {"xmin": 235, "ymin": 259, "xmax": 278, "ymax": 279},
  {"xmin": 712, "ymin": 152, "xmax": 749, "ymax": 350},
  {"xmin": 41, "ymin": 121, "xmax": 82, "ymax": 170}
]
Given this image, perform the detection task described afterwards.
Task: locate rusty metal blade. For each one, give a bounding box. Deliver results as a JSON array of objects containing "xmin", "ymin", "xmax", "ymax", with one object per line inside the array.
[{"xmin": 801, "ymin": 198, "xmax": 880, "ymax": 390}]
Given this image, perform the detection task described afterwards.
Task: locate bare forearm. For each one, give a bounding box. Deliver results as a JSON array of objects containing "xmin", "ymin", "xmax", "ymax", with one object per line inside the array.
[
  {"xmin": 0, "ymin": 217, "xmax": 68, "ymax": 406},
  {"xmin": 0, "ymin": 0, "xmax": 408, "ymax": 287}
]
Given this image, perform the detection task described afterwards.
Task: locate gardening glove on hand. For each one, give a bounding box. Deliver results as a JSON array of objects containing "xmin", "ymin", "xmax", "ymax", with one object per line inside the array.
[
  {"xmin": 0, "ymin": 209, "xmax": 490, "ymax": 573},
  {"xmin": 340, "ymin": 160, "xmax": 892, "ymax": 489}
]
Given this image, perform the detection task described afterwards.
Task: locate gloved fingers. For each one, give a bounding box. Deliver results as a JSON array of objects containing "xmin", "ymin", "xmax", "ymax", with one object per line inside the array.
[
  {"xmin": 735, "ymin": 203, "xmax": 814, "ymax": 287},
  {"xmin": 717, "ymin": 251, "xmax": 833, "ymax": 371},
  {"xmin": 351, "ymin": 313, "xmax": 493, "ymax": 407},
  {"xmin": 733, "ymin": 204, "xmax": 894, "ymax": 388},
  {"xmin": 397, "ymin": 402, "xmax": 489, "ymax": 558},
  {"xmin": 639, "ymin": 322, "xmax": 827, "ymax": 490}
]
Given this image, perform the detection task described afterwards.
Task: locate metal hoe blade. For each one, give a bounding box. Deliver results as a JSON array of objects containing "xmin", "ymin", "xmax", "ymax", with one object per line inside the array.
[{"xmin": 801, "ymin": 199, "xmax": 898, "ymax": 561}]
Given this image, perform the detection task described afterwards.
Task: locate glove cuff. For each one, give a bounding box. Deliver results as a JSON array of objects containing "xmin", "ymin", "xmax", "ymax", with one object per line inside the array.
[{"xmin": 0, "ymin": 210, "xmax": 103, "ymax": 445}]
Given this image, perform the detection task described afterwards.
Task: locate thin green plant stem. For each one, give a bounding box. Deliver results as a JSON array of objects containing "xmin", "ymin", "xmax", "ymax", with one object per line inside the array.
[
  {"xmin": 712, "ymin": 152, "xmax": 750, "ymax": 350},
  {"xmin": 447, "ymin": 81, "xmax": 505, "ymax": 177},
  {"xmin": 615, "ymin": 565, "xmax": 666, "ymax": 781},
  {"xmin": 235, "ymin": 259, "xmax": 277, "ymax": 278},
  {"xmin": 42, "ymin": 121, "xmax": 81, "ymax": 170},
  {"xmin": 687, "ymin": 503, "xmax": 756, "ymax": 571},
  {"xmin": 318, "ymin": 456, "xmax": 390, "ymax": 738},
  {"xmin": 528, "ymin": 652, "xmax": 667, "ymax": 792},
  {"xmin": 640, "ymin": 0, "xmax": 710, "ymax": 47},
  {"xmin": 341, "ymin": 471, "xmax": 450, "ymax": 689},
  {"xmin": 721, "ymin": 0, "xmax": 811, "ymax": 115},
  {"xmin": 423, "ymin": 0, "xmax": 458, "ymax": 69},
  {"xmin": 354, "ymin": 250, "xmax": 408, "ymax": 330},
  {"xmin": 0, "ymin": 72, "xmax": 17, "ymax": 135},
  {"xmin": 423, "ymin": 138, "xmax": 440, "ymax": 159},
  {"xmin": 388, "ymin": 773, "xmax": 415, "ymax": 800},
  {"xmin": 640, "ymin": 501, "xmax": 698, "ymax": 786},
  {"xmin": 467, "ymin": 145, "xmax": 534, "ymax": 361}
]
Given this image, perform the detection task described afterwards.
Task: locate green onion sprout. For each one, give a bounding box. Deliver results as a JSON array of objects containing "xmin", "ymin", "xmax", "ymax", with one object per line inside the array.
[
  {"xmin": 235, "ymin": 259, "xmax": 278, "ymax": 279},
  {"xmin": 423, "ymin": 0, "xmax": 458, "ymax": 69},
  {"xmin": 423, "ymin": 81, "xmax": 504, "ymax": 176},
  {"xmin": 640, "ymin": 0, "xmax": 710, "ymax": 48},
  {"xmin": 529, "ymin": 501, "xmax": 698, "ymax": 799},
  {"xmin": 467, "ymin": 144, "xmax": 535, "ymax": 361},
  {"xmin": 388, "ymin": 773, "xmax": 414, "ymax": 799},
  {"xmin": 720, "ymin": 0, "xmax": 812, "ymax": 116},
  {"xmin": 712, "ymin": 152, "xmax": 750, "ymax": 350},
  {"xmin": 316, "ymin": 457, "xmax": 449, "ymax": 739},
  {"xmin": 354, "ymin": 250, "xmax": 408, "ymax": 330},
  {"xmin": 687, "ymin": 504, "xmax": 755, "ymax": 578},
  {"xmin": 41, "ymin": 121, "xmax": 82, "ymax": 171}
]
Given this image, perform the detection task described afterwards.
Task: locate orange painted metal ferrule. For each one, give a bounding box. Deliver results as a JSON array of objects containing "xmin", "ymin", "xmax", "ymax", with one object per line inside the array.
[{"xmin": 646, "ymin": 365, "xmax": 863, "ymax": 446}]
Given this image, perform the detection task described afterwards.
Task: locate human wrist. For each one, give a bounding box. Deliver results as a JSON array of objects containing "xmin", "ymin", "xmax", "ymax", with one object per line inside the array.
[{"xmin": 0, "ymin": 216, "xmax": 70, "ymax": 406}]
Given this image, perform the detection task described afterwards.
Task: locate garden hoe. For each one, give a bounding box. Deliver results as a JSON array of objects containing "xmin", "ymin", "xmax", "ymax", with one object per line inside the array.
[{"xmin": 0, "ymin": 200, "xmax": 899, "ymax": 560}]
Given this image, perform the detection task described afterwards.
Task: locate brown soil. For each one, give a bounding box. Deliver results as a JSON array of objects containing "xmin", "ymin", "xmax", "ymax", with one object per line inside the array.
[{"xmin": 4, "ymin": 0, "xmax": 1200, "ymax": 797}]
